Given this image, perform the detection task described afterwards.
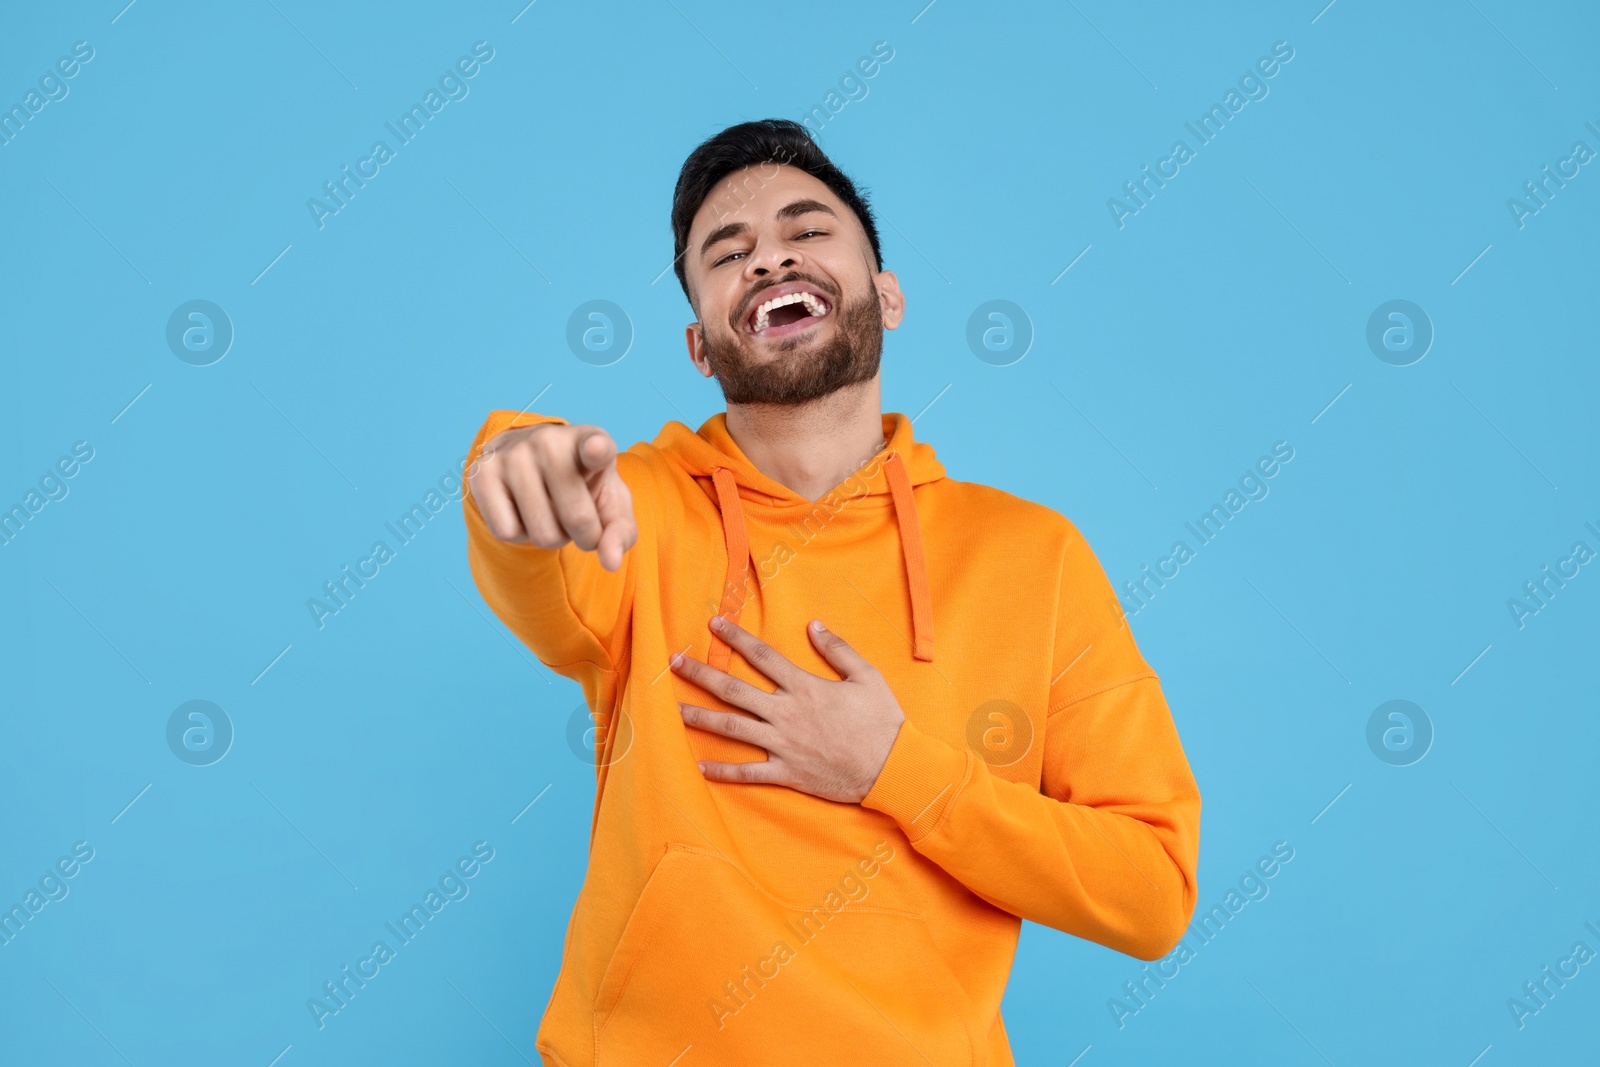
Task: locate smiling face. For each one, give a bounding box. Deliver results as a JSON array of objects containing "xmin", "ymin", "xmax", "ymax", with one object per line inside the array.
[{"xmin": 683, "ymin": 164, "xmax": 904, "ymax": 407}]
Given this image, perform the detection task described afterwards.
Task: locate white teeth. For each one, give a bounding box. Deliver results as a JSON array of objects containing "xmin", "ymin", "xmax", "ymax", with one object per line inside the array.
[{"xmin": 752, "ymin": 291, "xmax": 829, "ymax": 332}]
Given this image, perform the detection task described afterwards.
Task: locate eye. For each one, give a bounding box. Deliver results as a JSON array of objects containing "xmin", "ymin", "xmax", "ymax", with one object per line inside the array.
[{"xmin": 711, "ymin": 229, "xmax": 826, "ymax": 267}]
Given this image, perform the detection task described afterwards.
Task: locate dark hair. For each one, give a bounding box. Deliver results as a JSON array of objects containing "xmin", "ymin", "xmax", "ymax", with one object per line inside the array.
[{"xmin": 670, "ymin": 118, "xmax": 883, "ymax": 308}]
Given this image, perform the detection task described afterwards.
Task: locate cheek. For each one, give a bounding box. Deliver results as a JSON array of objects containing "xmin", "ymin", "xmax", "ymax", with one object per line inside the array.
[
  {"xmin": 715, "ymin": 294, "xmax": 747, "ymax": 333},
  {"xmin": 690, "ymin": 275, "xmax": 734, "ymax": 329},
  {"xmin": 698, "ymin": 313, "xmax": 751, "ymax": 359}
]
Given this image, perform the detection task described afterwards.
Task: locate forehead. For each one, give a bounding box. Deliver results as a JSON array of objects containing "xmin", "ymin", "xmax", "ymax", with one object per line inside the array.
[{"xmin": 688, "ymin": 163, "xmax": 849, "ymax": 240}]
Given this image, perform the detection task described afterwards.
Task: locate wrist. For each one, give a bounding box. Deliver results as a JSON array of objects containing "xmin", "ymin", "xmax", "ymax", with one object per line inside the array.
[
  {"xmin": 856, "ymin": 718, "xmax": 906, "ymax": 803},
  {"xmin": 859, "ymin": 720, "xmax": 972, "ymax": 839}
]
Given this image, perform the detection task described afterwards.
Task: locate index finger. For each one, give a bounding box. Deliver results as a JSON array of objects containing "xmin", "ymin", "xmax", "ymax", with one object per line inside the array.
[
  {"xmin": 709, "ymin": 616, "xmax": 809, "ymax": 690},
  {"xmin": 592, "ymin": 469, "xmax": 637, "ymax": 572}
]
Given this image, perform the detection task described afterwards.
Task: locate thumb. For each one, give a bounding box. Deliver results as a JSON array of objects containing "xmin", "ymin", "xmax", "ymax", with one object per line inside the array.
[
  {"xmin": 573, "ymin": 426, "xmax": 618, "ymax": 478},
  {"xmin": 807, "ymin": 621, "xmax": 873, "ymax": 680}
]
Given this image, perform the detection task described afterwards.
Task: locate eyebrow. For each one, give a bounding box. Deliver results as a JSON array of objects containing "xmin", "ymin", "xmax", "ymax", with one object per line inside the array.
[{"xmin": 698, "ymin": 198, "xmax": 839, "ymax": 261}]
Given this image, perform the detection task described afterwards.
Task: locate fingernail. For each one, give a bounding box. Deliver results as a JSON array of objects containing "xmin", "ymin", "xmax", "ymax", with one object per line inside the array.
[
  {"xmin": 811, "ymin": 620, "xmax": 825, "ymax": 632},
  {"xmin": 709, "ymin": 615, "xmax": 725, "ymax": 631},
  {"xmin": 697, "ymin": 762, "xmax": 707, "ymax": 773},
  {"xmin": 670, "ymin": 652, "xmax": 683, "ymax": 668}
]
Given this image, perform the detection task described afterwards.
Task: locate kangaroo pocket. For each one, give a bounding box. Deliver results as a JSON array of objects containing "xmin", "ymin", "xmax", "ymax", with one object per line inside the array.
[{"xmin": 592, "ymin": 843, "xmax": 980, "ymax": 1066}]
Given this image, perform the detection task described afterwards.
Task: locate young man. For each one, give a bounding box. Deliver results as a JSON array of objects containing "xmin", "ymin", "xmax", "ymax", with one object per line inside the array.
[{"xmin": 463, "ymin": 119, "xmax": 1200, "ymax": 1066}]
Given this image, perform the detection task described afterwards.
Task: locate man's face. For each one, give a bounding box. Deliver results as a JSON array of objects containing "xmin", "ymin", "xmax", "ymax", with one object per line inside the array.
[{"xmin": 682, "ymin": 164, "xmax": 904, "ymax": 406}]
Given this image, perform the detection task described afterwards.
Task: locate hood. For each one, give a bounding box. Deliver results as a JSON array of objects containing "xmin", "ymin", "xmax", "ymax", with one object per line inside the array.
[{"xmin": 652, "ymin": 411, "xmax": 946, "ymax": 666}]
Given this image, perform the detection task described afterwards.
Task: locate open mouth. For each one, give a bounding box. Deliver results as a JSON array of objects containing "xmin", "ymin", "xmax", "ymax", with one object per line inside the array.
[{"xmin": 745, "ymin": 288, "xmax": 831, "ymax": 338}]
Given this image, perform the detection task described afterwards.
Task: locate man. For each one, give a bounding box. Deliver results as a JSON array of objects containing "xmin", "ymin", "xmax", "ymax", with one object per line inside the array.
[{"xmin": 463, "ymin": 118, "xmax": 1200, "ymax": 1066}]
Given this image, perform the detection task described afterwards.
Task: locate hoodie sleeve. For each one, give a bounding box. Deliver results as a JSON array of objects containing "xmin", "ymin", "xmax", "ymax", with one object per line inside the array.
[
  {"xmin": 860, "ymin": 520, "xmax": 1201, "ymax": 961},
  {"xmin": 461, "ymin": 409, "xmax": 642, "ymax": 680}
]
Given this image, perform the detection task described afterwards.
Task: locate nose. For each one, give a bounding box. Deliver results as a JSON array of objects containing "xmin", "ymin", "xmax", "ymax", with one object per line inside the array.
[{"xmin": 743, "ymin": 238, "xmax": 799, "ymax": 278}]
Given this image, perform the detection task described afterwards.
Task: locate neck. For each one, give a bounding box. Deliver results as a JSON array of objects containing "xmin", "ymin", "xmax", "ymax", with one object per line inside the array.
[{"xmin": 724, "ymin": 378, "xmax": 886, "ymax": 503}]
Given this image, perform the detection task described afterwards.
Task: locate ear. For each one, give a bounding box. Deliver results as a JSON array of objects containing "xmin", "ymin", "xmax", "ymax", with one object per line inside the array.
[
  {"xmin": 685, "ymin": 322, "xmax": 713, "ymax": 378},
  {"xmin": 874, "ymin": 270, "xmax": 905, "ymax": 331}
]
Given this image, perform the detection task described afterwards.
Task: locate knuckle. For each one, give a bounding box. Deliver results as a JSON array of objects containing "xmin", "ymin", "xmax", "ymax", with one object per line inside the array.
[
  {"xmin": 529, "ymin": 524, "xmax": 567, "ymax": 549},
  {"xmin": 528, "ymin": 431, "xmax": 562, "ymax": 464}
]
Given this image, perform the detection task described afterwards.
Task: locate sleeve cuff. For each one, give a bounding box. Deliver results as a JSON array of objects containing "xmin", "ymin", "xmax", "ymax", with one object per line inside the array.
[
  {"xmin": 860, "ymin": 719, "xmax": 973, "ymax": 841},
  {"xmin": 472, "ymin": 410, "xmax": 570, "ymax": 461}
]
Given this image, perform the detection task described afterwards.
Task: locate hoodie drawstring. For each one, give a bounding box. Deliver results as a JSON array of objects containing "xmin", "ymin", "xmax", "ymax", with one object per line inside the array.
[
  {"xmin": 884, "ymin": 452, "xmax": 935, "ymax": 662},
  {"xmin": 706, "ymin": 455, "xmax": 935, "ymax": 668},
  {"xmin": 709, "ymin": 467, "xmax": 750, "ymax": 673}
]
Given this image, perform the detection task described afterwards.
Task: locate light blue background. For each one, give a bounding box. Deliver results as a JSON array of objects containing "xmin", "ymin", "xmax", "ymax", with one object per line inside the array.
[{"xmin": 2, "ymin": 1, "xmax": 1597, "ymax": 1063}]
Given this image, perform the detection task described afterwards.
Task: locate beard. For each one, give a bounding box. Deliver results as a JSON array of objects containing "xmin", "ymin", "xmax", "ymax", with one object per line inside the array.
[{"xmin": 701, "ymin": 275, "xmax": 883, "ymax": 407}]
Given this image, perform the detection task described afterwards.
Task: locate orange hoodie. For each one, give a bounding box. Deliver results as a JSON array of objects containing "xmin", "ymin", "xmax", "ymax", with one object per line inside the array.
[{"xmin": 462, "ymin": 407, "xmax": 1201, "ymax": 1067}]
